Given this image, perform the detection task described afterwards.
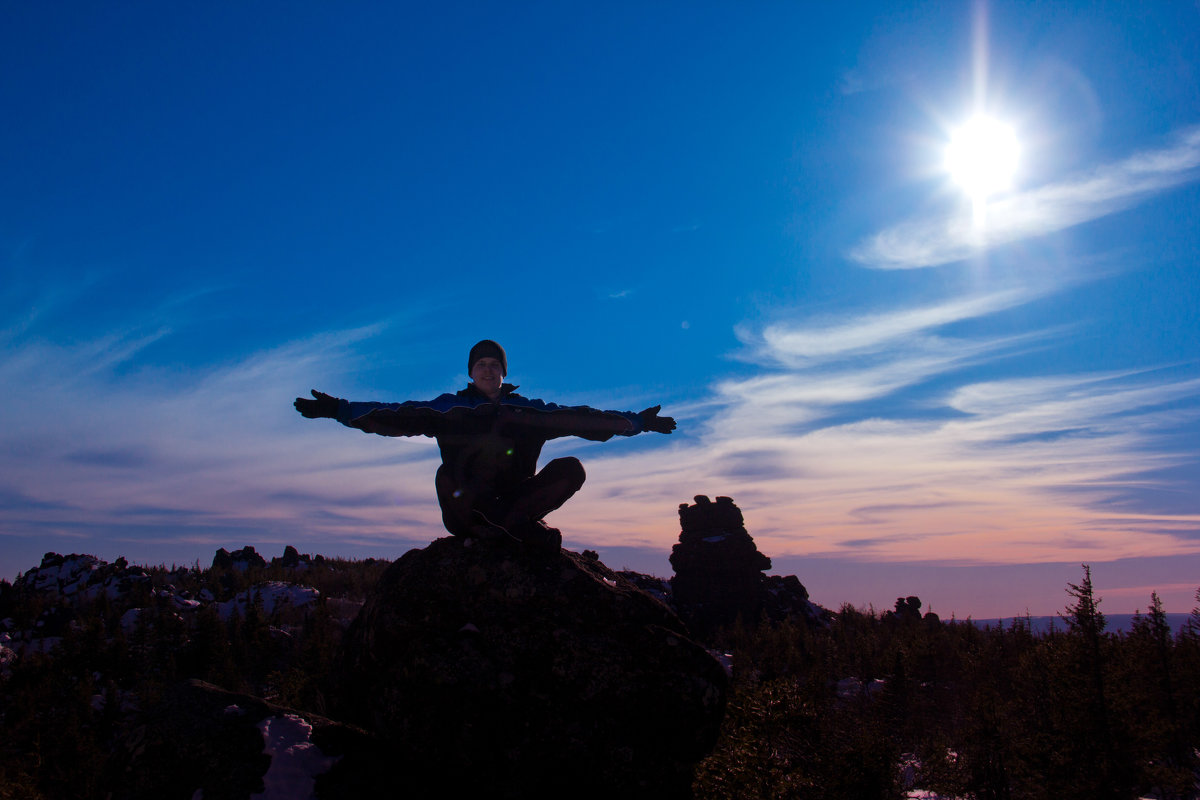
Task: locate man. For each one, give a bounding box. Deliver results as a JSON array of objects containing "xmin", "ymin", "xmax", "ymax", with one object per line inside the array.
[{"xmin": 294, "ymin": 339, "xmax": 675, "ymax": 550}]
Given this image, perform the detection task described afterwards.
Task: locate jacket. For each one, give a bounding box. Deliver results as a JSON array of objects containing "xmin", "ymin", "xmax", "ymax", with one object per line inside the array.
[{"xmin": 336, "ymin": 383, "xmax": 644, "ymax": 496}]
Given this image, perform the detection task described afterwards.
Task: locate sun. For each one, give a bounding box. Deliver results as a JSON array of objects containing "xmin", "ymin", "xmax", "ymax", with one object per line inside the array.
[{"xmin": 944, "ymin": 115, "xmax": 1020, "ymax": 203}]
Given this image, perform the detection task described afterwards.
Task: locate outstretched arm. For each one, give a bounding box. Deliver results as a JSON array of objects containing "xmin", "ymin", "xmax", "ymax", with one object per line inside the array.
[
  {"xmin": 294, "ymin": 389, "xmax": 342, "ymax": 419},
  {"xmin": 296, "ymin": 389, "xmax": 465, "ymax": 437},
  {"xmin": 483, "ymin": 401, "xmax": 676, "ymax": 440}
]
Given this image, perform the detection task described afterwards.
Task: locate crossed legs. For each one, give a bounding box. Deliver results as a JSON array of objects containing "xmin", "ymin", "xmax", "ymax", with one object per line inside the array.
[{"xmin": 435, "ymin": 457, "xmax": 586, "ymax": 539}]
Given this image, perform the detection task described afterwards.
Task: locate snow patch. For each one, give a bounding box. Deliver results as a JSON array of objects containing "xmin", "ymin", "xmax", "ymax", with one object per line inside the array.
[
  {"xmin": 251, "ymin": 714, "xmax": 341, "ymax": 800},
  {"xmin": 172, "ymin": 594, "xmax": 202, "ymax": 611},
  {"xmin": 217, "ymin": 582, "xmax": 320, "ymax": 621}
]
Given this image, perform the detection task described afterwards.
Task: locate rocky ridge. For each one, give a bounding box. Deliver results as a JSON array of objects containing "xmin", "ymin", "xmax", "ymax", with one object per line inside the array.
[{"xmin": 1, "ymin": 547, "xmax": 354, "ymax": 664}]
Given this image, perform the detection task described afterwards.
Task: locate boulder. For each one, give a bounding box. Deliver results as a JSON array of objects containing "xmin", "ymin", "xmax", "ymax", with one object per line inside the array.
[{"xmin": 337, "ymin": 535, "xmax": 728, "ymax": 798}]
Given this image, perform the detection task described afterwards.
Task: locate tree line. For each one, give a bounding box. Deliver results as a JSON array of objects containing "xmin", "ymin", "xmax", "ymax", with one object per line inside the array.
[{"xmin": 695, "ymin": 565, "xmax": 1200, "ymax": 800}]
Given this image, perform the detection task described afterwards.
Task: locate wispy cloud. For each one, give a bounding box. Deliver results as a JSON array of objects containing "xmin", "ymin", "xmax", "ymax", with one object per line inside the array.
[
  {"xmin": 851, "ymin": 126, "xmax": 1200, "ymax": 269},
  {"xmin": 719, "ymin": 289, "xmax": 1058, "ymax": 434},
  {"xmin": 754, "ymin": 289, "xmax": 1029, "ymax": 362},
  {"xmin": 561, "ymin": 283, "xmax": 1200, "ymax": 570},
  {"xmin": 0, "ymin": 298, "xmax": 444, "ymax": 560},
  {"xmin": 5, "ymin": 263, "xmax": 1199, "ymax": 590}
]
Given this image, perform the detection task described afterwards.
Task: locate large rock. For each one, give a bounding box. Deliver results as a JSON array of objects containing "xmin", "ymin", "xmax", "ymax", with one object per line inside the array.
[
  {"xmin": 670, "ymin": 495, "xmax": 773, "ymax": 636},
  {"xmin": 337, "ymin": 536, "xmax": 728, "ymax": 798},
  {"xmin": 669, "ymin": 496, "xmax": 828, "ymax": 638}
]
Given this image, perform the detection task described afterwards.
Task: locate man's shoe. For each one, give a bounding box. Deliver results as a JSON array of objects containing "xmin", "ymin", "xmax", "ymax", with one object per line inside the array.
[{"xmin": 510, "ymin": 519, "xmax": 562, "ymax": 553}]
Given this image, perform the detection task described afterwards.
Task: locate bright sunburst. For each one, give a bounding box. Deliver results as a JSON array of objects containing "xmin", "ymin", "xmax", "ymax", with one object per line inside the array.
[{"xmin": 945, "ymin": 115, "xmax": 1020, "ymax": 205}]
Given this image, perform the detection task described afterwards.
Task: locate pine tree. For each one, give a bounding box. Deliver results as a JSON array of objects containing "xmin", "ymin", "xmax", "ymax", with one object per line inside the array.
[
  {"xmin": 1061, "ymin": 564, "xmax": 1105, "ymax": 638},
  {"xmin": 1126, "ymin": 592, "xmax": 1198, "ymax": 798},
  {"xmin": 1056, "ymin": 565, "xmax": 1133, "ymax": 800}
]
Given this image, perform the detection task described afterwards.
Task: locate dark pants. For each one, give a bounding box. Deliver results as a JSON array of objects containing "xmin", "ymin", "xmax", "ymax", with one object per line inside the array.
[{"xmin": 435, "ymin": 457, "xmax": 586, "ymax": 537}]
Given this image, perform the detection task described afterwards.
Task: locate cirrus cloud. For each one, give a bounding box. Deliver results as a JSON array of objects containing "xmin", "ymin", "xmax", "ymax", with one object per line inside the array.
[{"xmin": 851, "ymin": 126, "xmax": 1200, "ymax": 270}]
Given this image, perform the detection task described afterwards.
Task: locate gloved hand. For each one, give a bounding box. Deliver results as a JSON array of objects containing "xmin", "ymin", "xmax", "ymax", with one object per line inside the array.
[
  {"xmin": 638, "ymin": 405, "xmax": 676, "ymax": 434},
  {"xmin": 294, "ymin": 389, "xmax": 341, "ymax": 419}
]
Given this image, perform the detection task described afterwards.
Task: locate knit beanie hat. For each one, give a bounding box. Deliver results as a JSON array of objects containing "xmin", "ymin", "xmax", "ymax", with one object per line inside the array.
[{"xmin": 467, "ymin": 339, "xmax": 507, "ymax": 376}]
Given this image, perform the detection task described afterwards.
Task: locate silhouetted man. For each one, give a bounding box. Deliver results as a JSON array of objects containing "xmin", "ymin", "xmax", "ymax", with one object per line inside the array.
[{"xmin": 295, "ymin": 339, "xmax": 675, "ymax": 550}]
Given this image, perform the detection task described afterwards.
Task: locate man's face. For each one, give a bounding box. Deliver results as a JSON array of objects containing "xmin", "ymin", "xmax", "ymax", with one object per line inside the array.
[{"xmin": 470, "ymin": 356, "xmax": 505, "ymax": 399}]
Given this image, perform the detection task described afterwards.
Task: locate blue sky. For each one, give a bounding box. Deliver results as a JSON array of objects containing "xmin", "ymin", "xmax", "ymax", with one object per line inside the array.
[{"xmin": 3, "ymin": 2, "xmax": 1199, "ymax": 618}]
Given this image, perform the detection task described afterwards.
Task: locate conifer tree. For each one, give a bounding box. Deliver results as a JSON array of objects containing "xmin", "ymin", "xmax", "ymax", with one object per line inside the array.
[
  {"xmin": 1062, "ymin": 564, "xmax": 1105, "ymax": 638},
  {"xmin": 1057, "ymin": 564, "xmax": 1134, "ymax": 800},
  {"xmin": 1130, "ymin": 592, "xmax": 1194, "ymax": 798}
]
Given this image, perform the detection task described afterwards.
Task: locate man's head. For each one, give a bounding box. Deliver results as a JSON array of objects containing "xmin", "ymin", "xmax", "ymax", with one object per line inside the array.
[
  {"xmin": 468, "ymin": 339, "xmax": 507, "ymax": 399},
  {"xmin": 468, "ymin": 339, "xmax": 507, "ymax": 376}
]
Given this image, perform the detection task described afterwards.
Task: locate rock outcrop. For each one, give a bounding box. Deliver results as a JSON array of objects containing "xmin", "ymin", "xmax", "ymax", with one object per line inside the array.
[
  {"xmin": 14, "ymin": 552, "xmax": 151, "ymax": 602},
  {"xmin": 212, "ymin": 545, "xmax": 268, "ymax": 571},
  {"xmin": 670, "ymin": 495, "xmax": 826, "ymax": 638},
  {"xmin": 670, "ymin": 495, "xmax": 773, "ymax": 635},
  {"xmin": 5, "ymin": 550, "xmax": 344, "ymax": 658},
  {"xmin": 272, "ymin": 544, "xmax": 324, "ymax": 570},
  {"xmin": 337, "ymin": 535, "xmax": 728, "ymax": 798}
]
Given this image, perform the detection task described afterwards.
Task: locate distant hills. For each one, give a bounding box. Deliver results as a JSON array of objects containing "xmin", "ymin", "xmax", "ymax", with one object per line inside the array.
[{"xmin": 969, "ymin": 613, "xmax": 1193, "ymax": 635}]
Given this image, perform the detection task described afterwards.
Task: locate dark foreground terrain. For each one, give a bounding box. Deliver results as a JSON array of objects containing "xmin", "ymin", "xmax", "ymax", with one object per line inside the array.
[{"xmin": 2, "ymin": 546, "xmax": 1198, "ymax": 799}]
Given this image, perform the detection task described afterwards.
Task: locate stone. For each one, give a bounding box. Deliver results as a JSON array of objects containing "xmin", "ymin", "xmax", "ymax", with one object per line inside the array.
[{"xmin": 337, "ymin": 536, "xmax": 728, "ymax": 798}]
